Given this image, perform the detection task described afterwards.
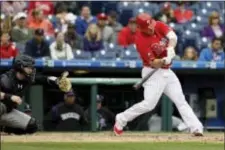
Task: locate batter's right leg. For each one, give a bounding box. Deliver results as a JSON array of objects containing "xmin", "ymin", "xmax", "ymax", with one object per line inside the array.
[
  {"xmin": 0, "ymin": 109, "xmax": 38, "ymax": 134},
  {"xmin": 114, "ymin": 68, "xmax": 166, "ymax": 135},
  {"xmin": 163, "ymin": 70, "xmax": 203, "ymax": 136}
]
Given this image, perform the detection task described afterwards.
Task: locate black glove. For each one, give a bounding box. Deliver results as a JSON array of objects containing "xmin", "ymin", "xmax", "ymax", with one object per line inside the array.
[{"xmin": 1, "ymin": 94, "xmax": 17, "ymax": 112}]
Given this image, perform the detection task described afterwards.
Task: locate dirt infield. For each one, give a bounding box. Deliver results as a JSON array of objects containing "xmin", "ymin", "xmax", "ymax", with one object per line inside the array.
[{"xmin": 1, "ymin": 132, "xmax": 224, "ymax": 143}]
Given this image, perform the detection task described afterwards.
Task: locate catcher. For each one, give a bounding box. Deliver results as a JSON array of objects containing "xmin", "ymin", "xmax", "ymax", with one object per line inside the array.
[{"xmin": 0, "ymin": 54, "xmax": 71, "ymax": 135}]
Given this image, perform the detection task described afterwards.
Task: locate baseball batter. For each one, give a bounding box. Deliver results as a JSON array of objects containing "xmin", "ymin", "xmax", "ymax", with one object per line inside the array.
[
  {"xmin": 0, "ymin": 54, "xmax": 71, "ymax": 135},
  {"xmin": 114, "ymin": 13, "xmax": 203, "ymax": 136}
]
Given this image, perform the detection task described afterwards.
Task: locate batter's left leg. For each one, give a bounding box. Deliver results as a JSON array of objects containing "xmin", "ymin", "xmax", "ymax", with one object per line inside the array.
[{"xmin": 163, "ymin": 70, "xmax": 203, "ymax": 135}]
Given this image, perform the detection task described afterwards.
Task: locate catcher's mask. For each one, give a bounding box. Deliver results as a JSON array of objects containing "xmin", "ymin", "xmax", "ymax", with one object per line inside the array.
[{"xmin": 13, "ymin": 55, "xmax": 36, "ymax": 83}]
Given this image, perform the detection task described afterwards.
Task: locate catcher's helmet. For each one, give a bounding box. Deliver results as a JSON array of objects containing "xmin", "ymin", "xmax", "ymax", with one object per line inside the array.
[
  {"xmin": 13, "ymin": 55, "xmax": 36, "ymax": 82},
  {"xmin": 136, "ymin": 13, "xmax": 156, "ymax": 33}
]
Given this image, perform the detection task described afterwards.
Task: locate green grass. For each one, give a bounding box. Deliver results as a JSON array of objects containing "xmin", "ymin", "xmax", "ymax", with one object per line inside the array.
[{"xmin": 1, "ymin": 142, "xmax": 223, "ymax": 150}]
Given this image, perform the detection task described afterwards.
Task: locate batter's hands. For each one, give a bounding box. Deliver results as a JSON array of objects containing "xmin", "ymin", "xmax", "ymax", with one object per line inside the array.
[
  {"xmin": 11, "ymin": 95, "xmax": 22, "ymax": 105},
  {"xmin": 150, "ymin": 59, "xmax": 165, "ymax": 68}
]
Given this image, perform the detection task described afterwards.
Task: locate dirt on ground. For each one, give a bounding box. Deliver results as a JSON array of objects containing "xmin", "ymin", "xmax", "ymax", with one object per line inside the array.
[{"xmin": 1, "ymin": 132, "xmax": 224, "ymax": 143}]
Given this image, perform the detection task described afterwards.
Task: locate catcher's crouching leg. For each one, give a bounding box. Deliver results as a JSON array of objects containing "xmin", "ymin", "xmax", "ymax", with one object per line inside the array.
[
  {"xmin": 0, "ymin": 102, "xmax": 7, "ymax": 116},
  {"xmin": 25, "ymin": 117, "xmax": 38, "ymax": 134},
  {"xmin": 4, "ymin": 117, "xmax": 38, "ymax": 135}
]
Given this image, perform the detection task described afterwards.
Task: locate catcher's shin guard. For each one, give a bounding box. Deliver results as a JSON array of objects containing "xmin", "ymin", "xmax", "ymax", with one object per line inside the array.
[{"xmin": 0, "ymin": 102, "xmax": 7, "ymax": 116}]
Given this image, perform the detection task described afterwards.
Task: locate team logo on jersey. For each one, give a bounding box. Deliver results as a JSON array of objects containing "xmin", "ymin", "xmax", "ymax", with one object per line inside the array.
[
  {"xmin": 18, "ymin": 84, "xmax": 23, "ymax": 89},
  {"xmin": 150, "ymin": 43, "xmax": 165, "ymax": 56}
]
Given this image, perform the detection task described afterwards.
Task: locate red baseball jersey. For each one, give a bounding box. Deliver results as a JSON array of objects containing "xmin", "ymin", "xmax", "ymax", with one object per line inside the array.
[{"xmin": 135, "ymin": 21, "xmax": 172, "ymax": 68}]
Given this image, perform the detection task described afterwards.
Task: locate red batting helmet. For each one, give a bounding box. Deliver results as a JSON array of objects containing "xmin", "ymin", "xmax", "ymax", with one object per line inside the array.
[{"xmin": 136, "ymin": 13, "xmax": 156, "ymax": 33}]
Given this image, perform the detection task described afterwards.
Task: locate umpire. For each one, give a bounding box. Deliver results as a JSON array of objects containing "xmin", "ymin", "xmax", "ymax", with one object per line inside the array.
[{"xmin": 0, "ymin": 54, "xmax": 71, "ymax": 135}]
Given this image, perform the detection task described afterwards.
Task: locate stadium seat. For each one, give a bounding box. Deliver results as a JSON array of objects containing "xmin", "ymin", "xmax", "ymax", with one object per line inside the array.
[
  {"xmin": 185, "ymin": 23, "xmax": 204, "ymax": 32},
  {"xmin": 94, "ymin": 50, "xmax": 117, "ymax": 60},
  {"xmin": 119, "ymin": 9, "xmax": 134, "ymax": 26},
  {"xmin": 104, "ymin": 43, "xmax": 115, "ymax": 51},
  {"xmin": 45, "ymin": 36, "xmax": 55, "ymax": 44},
  {"xmin": 126, "ymin": 44, "xmax": 136, "ymax": 52},
  {"xmin": 169, "ymin": 23, "xmax": 184, "ymax": 34},
  {"xmin": 181, "ymin": 30, "xmax": 200, "ymax": 49},
  {"xmin": 105, "ymin": 43, "xmax": 125, "ymax": 54},
  {"xmin": 133, "ymin": 8, "xmax": 152, "ymax": 16},
  {"xmin": 141, "ymin": 2, "xmax": 151, "ymax": 9},
  {"xmin": 189, "ymin": 3, "xmax": 200, "ymax": 13},
  {"xmin": 73, "ymin": 50, "xmax": 92, "ymax": 60},
  {"xmin": 195, "ymin": 16, "xmax": 208, "ymax": 25},
  {"xmin": 114, "ymin": 45, "xmax": 126, "ymax": 56},
  {"xmin": 197, "ymin": 8, "xmax": 219, "ymax": 18},
  {"xmin": 196, "ymin": 37, "xmax": 210, "ymax": 50},
  {"xmin": 118, "ymin": 1, "xmax": 136, "ymax": 12},
  {"xmin": 159, "ymin": 2, "xmax": 177, "ymax": 10},
  {"xmin": 197, "ymin": 9, "xmax": 211, "ymax": 17},
  {"xmin": 120, "ymin": 50, "xmax": 140, "ymax": 60},
  {"xmin": 103, "ymin": 2, "xmax": 119, "ymax": 14},
  {"xmin": 16, "ymin": 43, "xmax": 25, "ymax": 53},
  {"xmin": 200, "ymin": 2, "xmax": 220, "ymax": 10},
  {"xmin": 151, "ymin": 4, "xmax": 160, "ymax": 15}
]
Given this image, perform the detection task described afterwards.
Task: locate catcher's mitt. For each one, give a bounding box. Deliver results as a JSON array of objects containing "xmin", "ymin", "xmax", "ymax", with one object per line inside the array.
[{"xmin": 57, "ymin": 71, "xmax": 72, "ymax": 92}]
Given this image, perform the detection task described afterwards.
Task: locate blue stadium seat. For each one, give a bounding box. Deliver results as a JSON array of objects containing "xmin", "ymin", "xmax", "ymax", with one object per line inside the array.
[
  {"xmin": 73, "ymin": 50, "xmax": 92, "ymax": 60},
  {"xmin": 197, "ymin": 8, "xmax": 219, "ymax": 18},
  {"xmin": 16, "ymin": 43, "xmax": 25, "ymax": 53},
  {"xmin": 189, "ymin": 3, "xmax": 200, "ymax": 13},
  {"xmin": 126, "ymin": 44, "xmax": 136, "ymax": 52},
  {"xmin": 197, "ymin": 8, "xmax": 212, "ymax": 17},
  {"xmin": 181, "ymin": 30, "xmax": 200, "ymax": 49},
  {"xmin": 133, "ymin": 8, "xmax": 152, "ymax": 16},
  {"xmin": 195, "ymin": 16, "xmax": 208, "ymax": 25},
  {"xmin": 120, "ymin": 50, "xmax": 139, "ymax": 60},
  {"xmin": 118, "ymin": 2, "xmax": 136, "ymax": 12},
  {"xmin": 151, "ymin": 4, "xmax": 161, "ymax": 15},
  {"xmin": 185, "ymin": 23, "xmax": 204, "ymax": 33},
  {"xmin": 103, "ymin": 2, "xmax": 118, "ymax": 14},
  {"xmin": 169, "ymin": 23, "xmax": 184, "ymax": 34},
  {"xmin": 132, "ymin": 1, "xmax": 144, "ymax": 9},
  {"xmin": 140, "ymin": 2, "xmax": 151, "ymax": 9},
  {"xmin": 94, "ymin": 50, "xmax": 117, "ymax": 60},
  {"xmin": 104, "ymin": 43, "xmax": 115, "ymax": 51},
  {"xmin": 159, "ymin": 2, "xmax": 177, "ymax": 10},
  {"xmin": 114, "ymin": 45, "xmax": 126, "ymax": 55},
  {"xmin": 45, "ymin": 36, "xmax": 55, "ymax": 44},
  {"xmin": 196, "ymin": 37, "xmax": 210, "ymax": 50},
  {"xmin": 200, "ymin": 2, "xmax": 220, "ymax": 10},
  {"xmin": 119, "ymin": 9, "xmax": 134, "ymax": 26}
]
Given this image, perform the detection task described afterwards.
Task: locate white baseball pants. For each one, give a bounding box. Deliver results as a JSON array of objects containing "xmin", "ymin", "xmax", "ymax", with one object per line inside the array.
[{"xmin": 116, "ymin": 67, "xmax": 203, "ymax": 133}]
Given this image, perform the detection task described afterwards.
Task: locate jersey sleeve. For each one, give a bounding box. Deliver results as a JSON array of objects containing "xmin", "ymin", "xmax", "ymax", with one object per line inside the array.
[
  {"xmin": 0, "ymin": 74, "xmax": 13, "ymax": 93},
  {"xmin": 34, "ymin": 74, "xmax": 57, "ymax": 86},
  {"xmin": 156, "ymin": 21, "xmax": 172, "ymax": 37}
]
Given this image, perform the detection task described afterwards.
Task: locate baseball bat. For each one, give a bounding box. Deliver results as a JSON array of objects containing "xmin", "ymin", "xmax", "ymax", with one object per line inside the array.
[{"xmin": 133, "ymin": 69, "xmax": 158, "ymax": 90}]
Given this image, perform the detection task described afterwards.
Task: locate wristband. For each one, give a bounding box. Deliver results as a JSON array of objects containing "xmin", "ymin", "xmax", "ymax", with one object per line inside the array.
[{"xmin": 4, "ymin": 93, "xmax": 12, "ymax": 101}]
